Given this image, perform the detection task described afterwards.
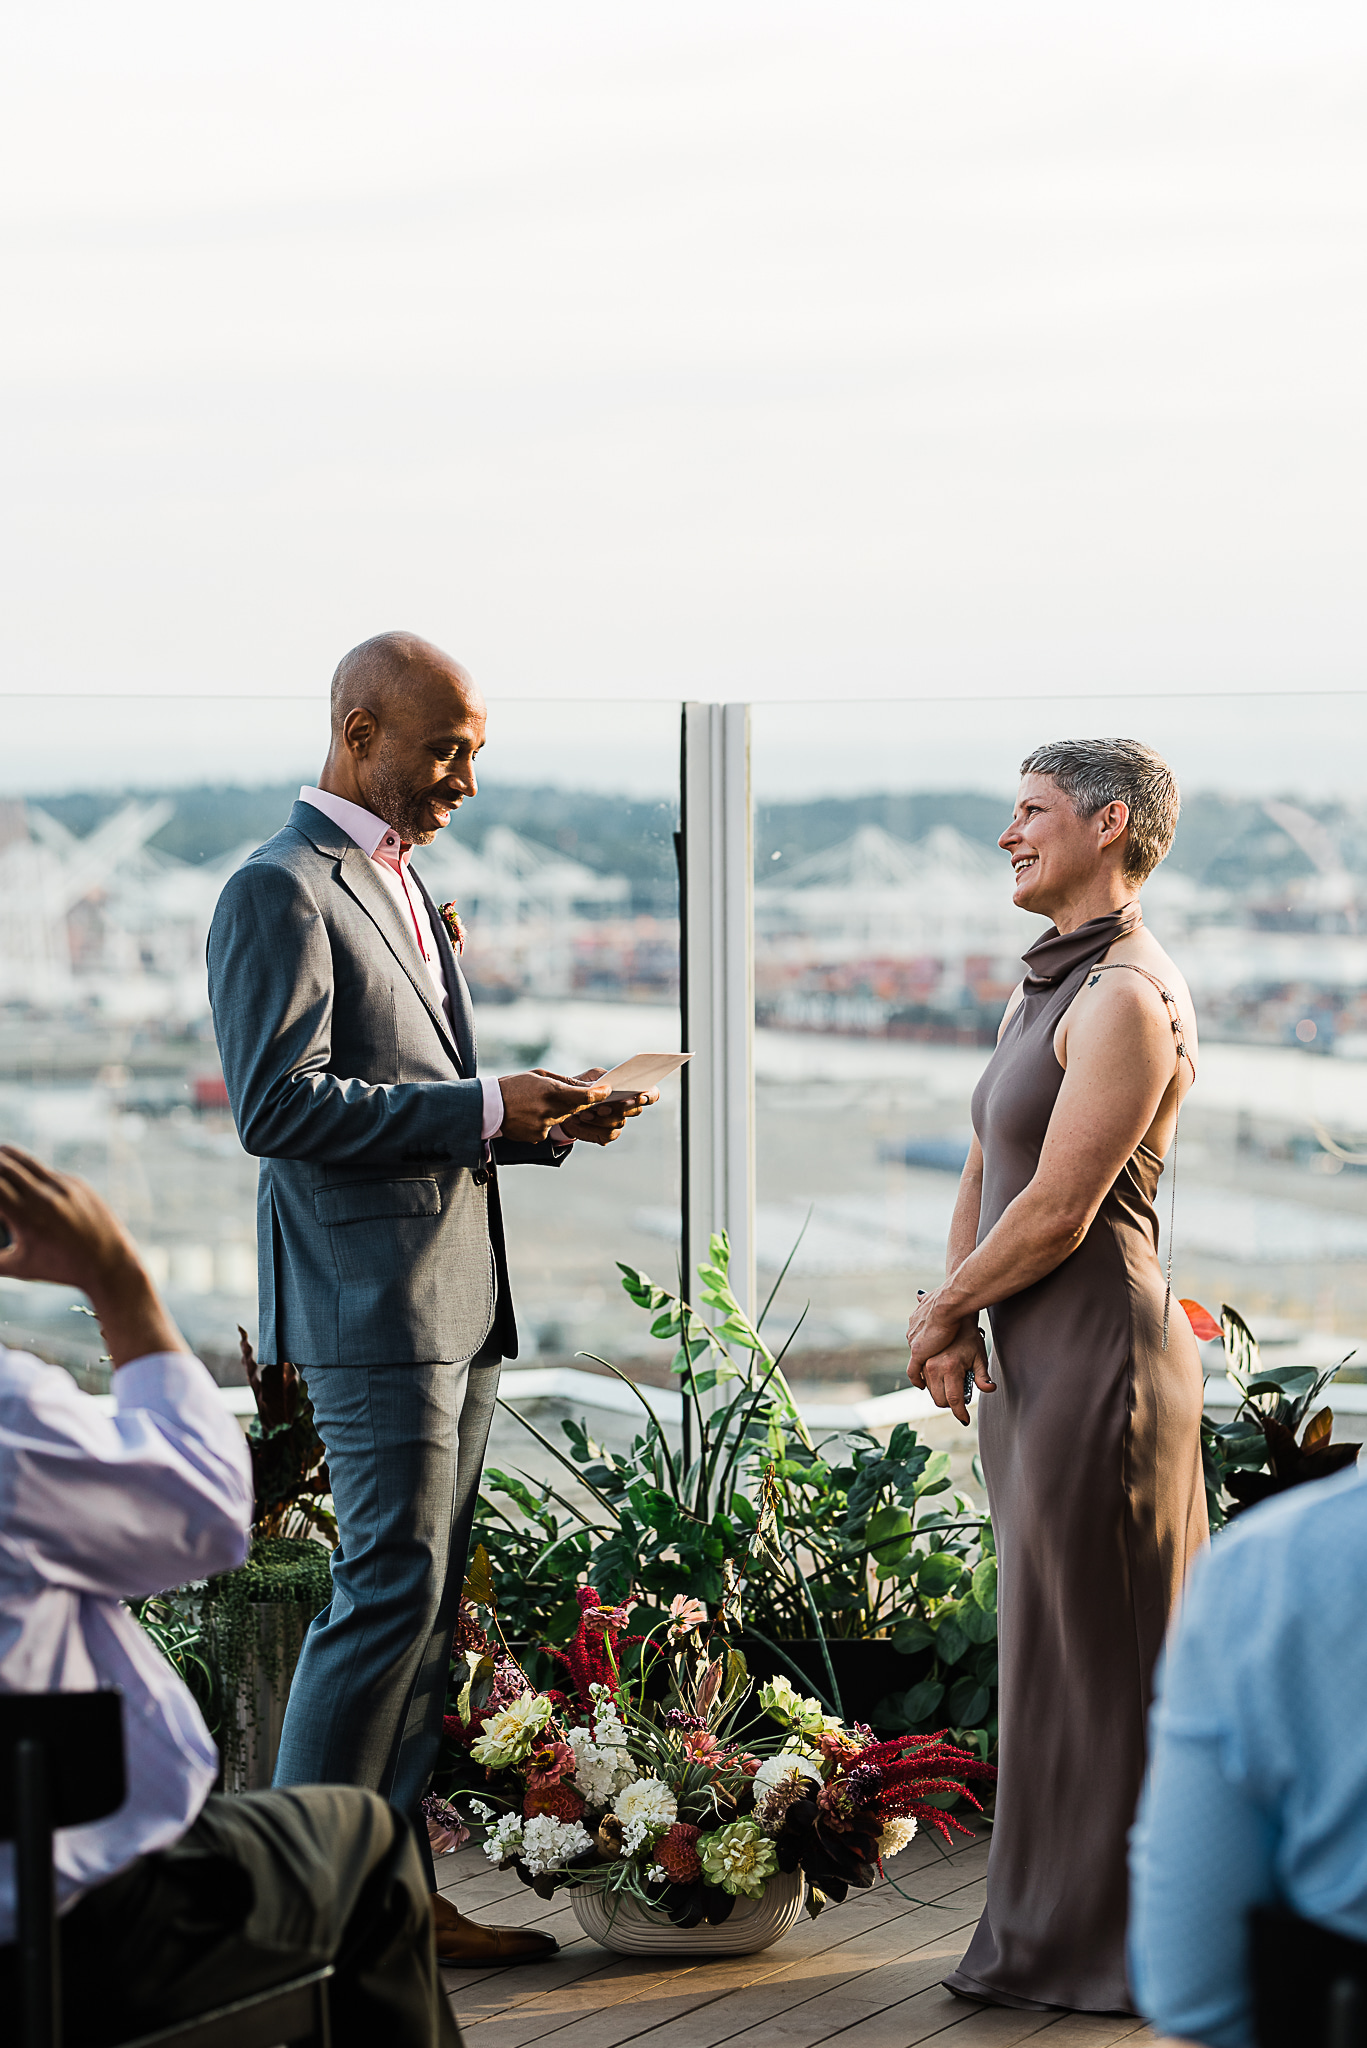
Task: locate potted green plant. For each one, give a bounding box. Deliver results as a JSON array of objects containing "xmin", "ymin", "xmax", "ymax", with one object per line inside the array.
[
  {"xmin": 471, "ymin": 1234, "xmax": 998, "ymax": 1760},
  {"xmin": 1184, "ymin": 1299, "xmax": 1361, "ymax": 1529},
  {"xmin": 133, "ymin": 1331, "xmax": 336, "ymax": 1789}
]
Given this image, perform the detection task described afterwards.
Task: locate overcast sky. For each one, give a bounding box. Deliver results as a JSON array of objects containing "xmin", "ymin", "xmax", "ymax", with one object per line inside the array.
[{"xmin": 3, "ymin": 2, "xmax": 1366, "ymax": 717}]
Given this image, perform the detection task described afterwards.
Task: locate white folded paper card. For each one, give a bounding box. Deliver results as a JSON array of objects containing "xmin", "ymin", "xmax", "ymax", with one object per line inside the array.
[{"xmin": 594, "ymin": 1052, "xmax": 693, "ymax": 1093}]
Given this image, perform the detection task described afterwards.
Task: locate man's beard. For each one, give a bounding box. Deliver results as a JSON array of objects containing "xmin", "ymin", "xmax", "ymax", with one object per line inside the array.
[{"xmin": 365, "ymin": 748, "xmax": 444, "ymax": 846}]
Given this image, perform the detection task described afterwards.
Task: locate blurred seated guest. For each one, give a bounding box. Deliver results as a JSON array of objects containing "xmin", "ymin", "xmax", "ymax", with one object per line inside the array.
[
  {"xmin": 1129, "ymin": 1461, "xmax": 1367, "ymax": 2048},
  {"xmin": 0, "ymin": 1147, "xmax": 460, "ymax": 2048}
]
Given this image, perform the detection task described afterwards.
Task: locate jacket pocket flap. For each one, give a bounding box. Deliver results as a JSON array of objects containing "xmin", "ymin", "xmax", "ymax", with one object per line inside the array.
[{"xmin": 313, "ymin": 1178, "xmax": 442, "ymax": 1225}]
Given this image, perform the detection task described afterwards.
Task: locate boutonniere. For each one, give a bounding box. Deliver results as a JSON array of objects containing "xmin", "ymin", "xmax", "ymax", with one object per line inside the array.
[{"xmin": 437, "ymin": 901, "xmax": 466, "ymax": 954}]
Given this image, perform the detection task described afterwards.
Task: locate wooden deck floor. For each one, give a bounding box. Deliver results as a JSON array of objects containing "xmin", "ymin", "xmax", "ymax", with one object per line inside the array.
[{"xmin": 435, "ymin": 1827, "xmax": 1179, "ymax": 2048}]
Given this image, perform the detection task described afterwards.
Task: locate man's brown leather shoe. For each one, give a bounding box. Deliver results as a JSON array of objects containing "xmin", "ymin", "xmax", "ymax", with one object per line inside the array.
[{"xmin": 431, "ymin": 1891, "xmax": 559, "ymax": 1966}]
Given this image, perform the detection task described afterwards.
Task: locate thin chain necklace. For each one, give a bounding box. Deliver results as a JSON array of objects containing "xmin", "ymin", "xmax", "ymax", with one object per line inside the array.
[{"xmin": 1085, "ymin": 962, "xmax": 1194, "ymax": 1350}]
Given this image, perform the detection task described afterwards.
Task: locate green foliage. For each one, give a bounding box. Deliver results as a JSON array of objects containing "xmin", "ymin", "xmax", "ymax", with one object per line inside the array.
[
  {"xmin": 239, "ymin": 1332, "xmax": 337, "ymax": 1547},
  {"xmin": 482, "ymin": 1233, "xmax": 998, "ymax": 1759},
  {"xmin": 874, "ymin": 1489, "xmax": 997, "ymax": 1758},
  {"xmin": 474, "ymin": 1467, "xmax": 593, "ymax": 1644},
  {"xmin": 129, "ymin": 1592, "xmax": 217, "ymax": 1716},
  {"xmin": 1197, "ymin": 1303, "xmax": 1361, "ymax": 1530},
  {"xmin": 133, "ymin": 1535, "xmax": 334, "ymax": 1782}
]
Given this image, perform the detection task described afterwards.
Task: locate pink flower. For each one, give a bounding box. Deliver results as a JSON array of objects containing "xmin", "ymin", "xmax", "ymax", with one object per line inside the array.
[
  {"xmin": 679, "ymin": 1727, "xmax": 725, "ymax": 1765},
  {"xmin": 525, "ymin": 1738, "xmax": 576, "ymax": 1789},
  {"xmin": 668, "ymin": 1594, "xmax": 708, "ymax": 1637}
]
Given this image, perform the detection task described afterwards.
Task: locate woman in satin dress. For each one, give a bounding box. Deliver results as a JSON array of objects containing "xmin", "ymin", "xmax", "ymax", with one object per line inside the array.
[{"xmin": 906, "ymin": 737, "xmax": 1208, "ymax": 2015}]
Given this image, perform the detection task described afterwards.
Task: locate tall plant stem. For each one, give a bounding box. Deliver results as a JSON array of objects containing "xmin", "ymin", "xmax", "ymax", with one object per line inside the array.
[
  {"xmin": 711, "ymin": 1304, "xmax": 812, "ymax": 1509},
  {"xmin": 755, "ymin": 1206, "xmax": 813, "ymax": 1332},
  {"xmin": 495, "ymin": 1400, "xmax": 623, "ymax": 1523},
  {"xmin": 576, "ymin": 1353, "xmax": 682, "ymax": 1500},
  {"xmin": 738, "ymin": 1621, "xmax": 839, "ymax": 1718},
  {"xmin": 783, "ymin": 1536, "xmax": 843, "ymax": 1719},
  {"xmin": 682, "ymin": 1308, "xmax": 714, "ymax": 1513}
]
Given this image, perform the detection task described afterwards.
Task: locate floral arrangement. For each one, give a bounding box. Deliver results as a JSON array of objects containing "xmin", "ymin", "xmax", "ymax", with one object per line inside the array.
[
  {"xmin": 436, "ymin": 900, "xmax": 466, "ymax": 954},
  {"xmin": 442, "ymin": 1568, "xmax": 994, "ymax": 1931}
]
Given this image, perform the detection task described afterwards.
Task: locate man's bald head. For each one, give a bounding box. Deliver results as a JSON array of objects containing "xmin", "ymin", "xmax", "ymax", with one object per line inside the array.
[
  {"xmin": 329, "ymin": 631, "xmax": 480, "ymax": 733},
  {"xmin": 318, "ymin": 631, "xmax": 487, "ymax": 845}
]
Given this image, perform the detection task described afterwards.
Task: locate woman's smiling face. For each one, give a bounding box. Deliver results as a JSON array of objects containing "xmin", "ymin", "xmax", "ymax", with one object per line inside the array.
[{"xmin": 999, "ymin": 771, "xmax": 1126, "ymax": 916}]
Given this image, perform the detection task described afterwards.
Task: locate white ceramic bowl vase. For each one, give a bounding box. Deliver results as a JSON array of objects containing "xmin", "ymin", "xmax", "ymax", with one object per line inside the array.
[{"xmin": 570, "ymin": 1868, "xmax": 806, "ymax": 1956}]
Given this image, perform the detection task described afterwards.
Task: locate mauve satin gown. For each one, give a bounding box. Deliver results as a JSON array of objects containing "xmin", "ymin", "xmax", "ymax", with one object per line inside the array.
[{"xmin": 943, "ymin": 908, "xmax": 1208, "ymax": 2014}]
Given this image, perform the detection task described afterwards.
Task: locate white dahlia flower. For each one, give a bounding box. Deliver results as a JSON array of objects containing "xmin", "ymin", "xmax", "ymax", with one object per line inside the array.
[{"xmin": 613, "ymin": 1776, "xmax": 678, "ymax": 1833}]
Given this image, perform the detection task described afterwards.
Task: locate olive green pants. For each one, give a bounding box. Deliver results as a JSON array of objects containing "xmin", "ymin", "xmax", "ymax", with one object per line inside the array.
[{"xmin": 0, "ymin": 1786, "xmax": 462, "ymax": 2048}]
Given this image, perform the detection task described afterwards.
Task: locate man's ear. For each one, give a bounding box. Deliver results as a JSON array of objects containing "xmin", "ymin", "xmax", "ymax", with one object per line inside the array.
[{"xmin": 342, "ymin": 706, "xmax": 377, "ymax": 758}]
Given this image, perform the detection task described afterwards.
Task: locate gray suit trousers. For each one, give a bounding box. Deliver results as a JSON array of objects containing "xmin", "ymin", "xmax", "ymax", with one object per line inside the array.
[{"xmin": 274, "ymin": 1358, "xmax": 499, "ymax": 1888}]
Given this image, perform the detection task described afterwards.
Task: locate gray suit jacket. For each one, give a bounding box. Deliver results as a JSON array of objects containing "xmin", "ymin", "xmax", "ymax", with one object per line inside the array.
[{"xmin": 206, "ymin": 800, "xmax": 565, "ymax": 1367}]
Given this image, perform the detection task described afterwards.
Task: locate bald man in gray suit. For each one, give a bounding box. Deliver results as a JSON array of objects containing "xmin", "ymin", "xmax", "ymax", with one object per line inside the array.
[{"xmin": 207, "ymin": 634, "xmax": 656, "ymax": 1966}]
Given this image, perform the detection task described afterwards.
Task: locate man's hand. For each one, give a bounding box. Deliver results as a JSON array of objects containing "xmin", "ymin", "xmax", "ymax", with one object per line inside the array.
[
  {"xmin": 497, "ymin": 1069, "xmax": 610, "ymax": 1144},
  {"xmin": 0, "ymin": 1146, "xmax": 187, "ymax": 1368},
  {"xmin": 553, "ymin": 1068, "xmax": 660, "ymax": 1147},
  {"xmin": 907, "ymin": 1299, "xmax": 995, "ymax": 1428}
]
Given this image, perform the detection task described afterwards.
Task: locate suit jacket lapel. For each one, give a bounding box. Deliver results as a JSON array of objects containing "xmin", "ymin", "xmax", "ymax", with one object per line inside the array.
[
  {"xmin": 411, "ymin": 866, "xmax": 478, "ymax": 1075},
  {"xmin": 335, "ymin": 850, "xmax": 466, "ymax": 1072}
]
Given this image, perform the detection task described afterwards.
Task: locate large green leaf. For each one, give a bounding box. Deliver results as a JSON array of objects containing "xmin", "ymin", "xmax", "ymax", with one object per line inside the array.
[
  {"xmin": 865, "ymin": 1505, "xmax": 915, "ymax": 1563},
  {"xmin": 913, "ymin": 1450, "xmax": 952, "ymax": 1498},
  {"xmin": 959, "ymin": 1593, "xmax": 997, "ymax": 1645},
  {"xmin": 900, "ymin": 1677, "xmax": 946, "ymax": 1722},
  {"xmin": 914, "ymin": 1550, "xmax": 964, "ymax": 1596},
  {"xmin": 947, "ymin": 1676, "xmax": 990, "ymax": 1724},
  {"xmin": 1222, "ymin": 1303, "xmax": 1260, "ymax": 1378},
  {"xmin": 971, "ymin": 1557, "xmax": 998, "ymax": 1611},
  {"xmin": 933, "ymin": 1603, "xmax": 971, "ymax": 1665}
]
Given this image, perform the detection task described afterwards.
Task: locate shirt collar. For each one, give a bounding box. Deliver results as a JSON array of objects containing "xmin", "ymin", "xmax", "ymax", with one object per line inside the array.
[{"xmin": 299, "ymin": 785, "xmax": 411, "ymax": 865}]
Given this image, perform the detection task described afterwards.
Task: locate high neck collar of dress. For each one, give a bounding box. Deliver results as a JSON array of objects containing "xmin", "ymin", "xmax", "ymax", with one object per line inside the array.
[{"xmin": 1021, "ymin": 905, "xmax": 1143, "ymax": 990}]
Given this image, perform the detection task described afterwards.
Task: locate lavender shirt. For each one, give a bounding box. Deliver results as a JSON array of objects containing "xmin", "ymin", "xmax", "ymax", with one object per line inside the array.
[{"xmin": 0, "ymin": 1345, "xmax": 253, "ymax": 1941}]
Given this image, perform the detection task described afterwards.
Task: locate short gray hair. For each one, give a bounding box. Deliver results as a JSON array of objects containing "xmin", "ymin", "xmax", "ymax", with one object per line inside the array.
[{"xmin": 1019, "ymin": 737, "xmax": 1179, "ymax": 885}]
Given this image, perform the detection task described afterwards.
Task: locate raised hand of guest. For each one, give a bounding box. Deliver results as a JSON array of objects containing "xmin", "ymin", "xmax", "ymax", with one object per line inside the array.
[{"xmin": 0, "ymin": 1144, "xmax": 187, "ymax": 1366}]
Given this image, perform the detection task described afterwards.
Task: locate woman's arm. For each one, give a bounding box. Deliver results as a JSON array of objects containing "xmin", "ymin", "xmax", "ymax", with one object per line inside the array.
[
  {"xmin": 908, "ymin": 974, "xmax": 1179, "ymax": 1377},
  {"xmin": 904, "ymin": 1138, "xmax": 996, "ymax": 1425},
  {"xmin": 946, "ymin": 1134, "xmax": 984, "ymax": 1279}
]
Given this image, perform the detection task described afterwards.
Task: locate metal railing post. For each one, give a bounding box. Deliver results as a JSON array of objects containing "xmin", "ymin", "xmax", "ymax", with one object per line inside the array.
[{"xmin": 679, "ymin": 703, "xmax": 755, "ymax": 1323}]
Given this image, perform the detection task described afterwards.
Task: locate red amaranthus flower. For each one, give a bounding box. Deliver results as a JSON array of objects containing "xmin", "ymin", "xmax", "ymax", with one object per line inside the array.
[
  {"xmin": 854, "ymin": 1732, "xmax": 997, "ymax": 1847},
  {"xmin": 547, "ymin": 1587, "xmax": 646, "ymax": 1713}
]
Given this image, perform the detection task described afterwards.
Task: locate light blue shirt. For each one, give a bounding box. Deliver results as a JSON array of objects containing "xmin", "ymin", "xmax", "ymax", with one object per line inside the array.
[
  {"xmin": 0, "ymin": 1344, "xmax": 253, "ymax": 1942},
  {"xmin": 1129, "ymin": 1464, "xmax": 1367, "ymax": 2048}
]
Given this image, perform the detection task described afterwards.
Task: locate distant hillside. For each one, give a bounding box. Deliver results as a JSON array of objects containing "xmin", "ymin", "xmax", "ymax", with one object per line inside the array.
[
  {"xmin": 30, "ymin": 779, "xmax": 1354, "ymax": 901},
  {"xmin": 32, "ymin": 781, "xmax": 683, "ymax": 914}
]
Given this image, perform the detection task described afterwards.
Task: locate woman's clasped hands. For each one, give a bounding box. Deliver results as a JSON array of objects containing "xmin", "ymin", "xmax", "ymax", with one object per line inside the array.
[{"xmin": 906, "ymin": 1288, "xmax": 996, "ymax": 1428}]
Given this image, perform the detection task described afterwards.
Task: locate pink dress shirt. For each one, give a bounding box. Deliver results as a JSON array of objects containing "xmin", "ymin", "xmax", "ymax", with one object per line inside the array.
[{"xmin": 299, "ymin": 785, "xmax": 506, "ymax": 1142}]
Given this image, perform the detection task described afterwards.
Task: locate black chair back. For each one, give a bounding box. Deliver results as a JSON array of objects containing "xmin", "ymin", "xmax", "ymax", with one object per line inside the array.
[
  {"xmin": 0, "ymin": 1691, "xmax": 127, "ymax": 2048},
  {"xmin": 1252, "ymin": 1906, "xmax": 1367, "ymax": 2048}
]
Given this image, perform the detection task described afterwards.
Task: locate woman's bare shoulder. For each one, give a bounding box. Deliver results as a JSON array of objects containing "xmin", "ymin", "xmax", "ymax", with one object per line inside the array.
[
  {"xmin": 1076, "ymin": 926, "xmax": 1199, "ymax": 1068},
  {"xmin": 1111, "ymin": 927, "xmax": 1197, "ymax": 1019}
]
